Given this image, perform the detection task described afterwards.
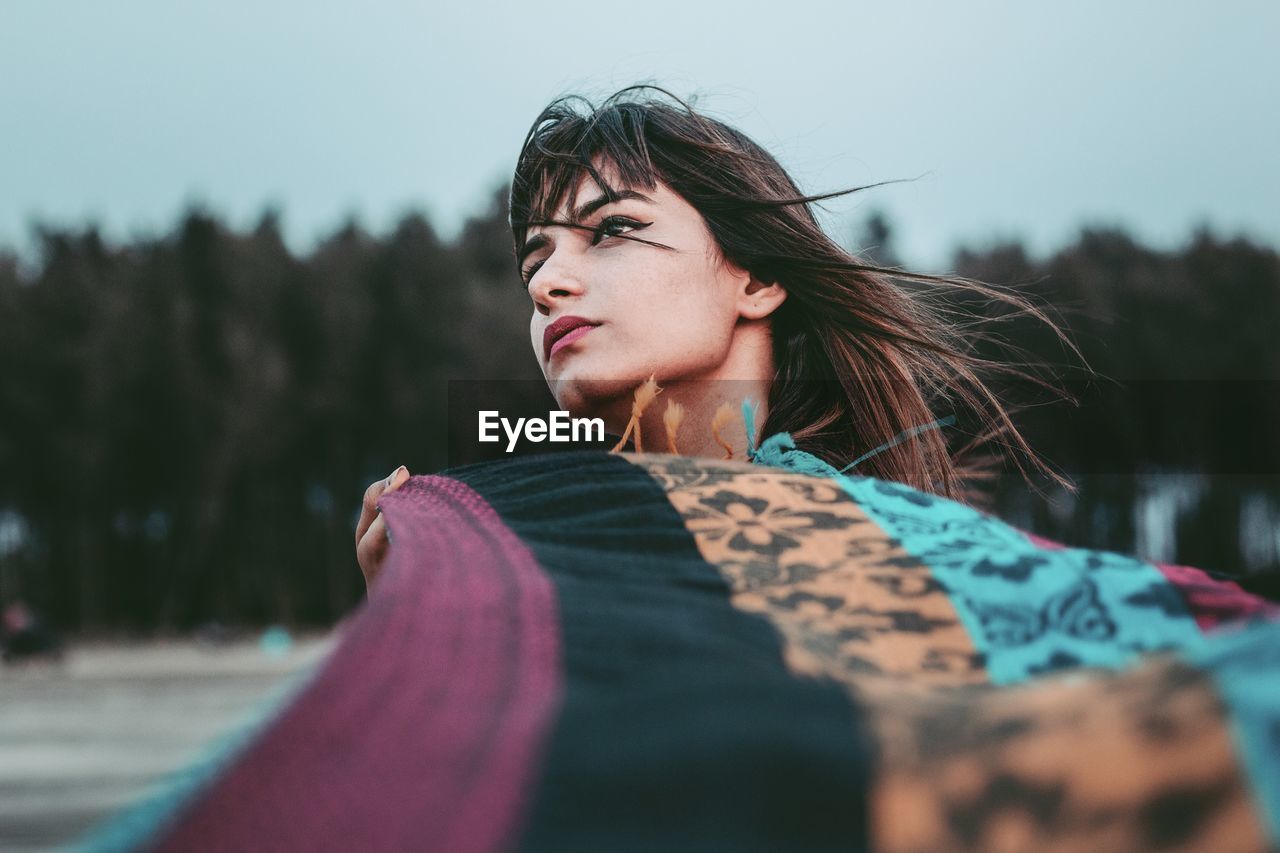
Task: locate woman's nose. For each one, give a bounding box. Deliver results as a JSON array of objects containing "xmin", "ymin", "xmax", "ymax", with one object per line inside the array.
[{"xmin": 529, "ymin": 257, "xmax": 587, "ymax": 312}]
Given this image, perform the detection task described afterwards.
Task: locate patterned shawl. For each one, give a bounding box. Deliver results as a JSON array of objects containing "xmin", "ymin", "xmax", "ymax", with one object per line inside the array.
[{"xmin": 85, "ymin": 451, "xmax": 1280, "ymax": 852}]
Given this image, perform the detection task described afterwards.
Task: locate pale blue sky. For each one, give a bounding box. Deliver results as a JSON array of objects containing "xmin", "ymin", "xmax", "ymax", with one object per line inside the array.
[{"xmin": 2, "ymin": 1, "xmax": 1276, "ymax": 270}]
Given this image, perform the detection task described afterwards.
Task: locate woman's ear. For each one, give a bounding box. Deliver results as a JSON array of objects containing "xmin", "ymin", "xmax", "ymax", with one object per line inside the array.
[{"xmin": 738, "ymin": 276, "xmax": 787, "ymax": 321}]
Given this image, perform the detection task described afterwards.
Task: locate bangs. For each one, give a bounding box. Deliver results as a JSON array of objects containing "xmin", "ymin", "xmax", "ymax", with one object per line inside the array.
[{"xmin": 509, "ymin": 101, "xmax": 663, "ymax": 249}]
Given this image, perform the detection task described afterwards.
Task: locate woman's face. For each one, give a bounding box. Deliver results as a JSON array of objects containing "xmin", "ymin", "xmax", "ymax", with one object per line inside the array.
[{"xmin": 520, "ymin": 164, "xmax": 751, "ymax": 425}]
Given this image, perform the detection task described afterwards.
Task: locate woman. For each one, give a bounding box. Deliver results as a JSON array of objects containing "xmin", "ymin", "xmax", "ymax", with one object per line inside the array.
[{"xmin": 356, "ymin": 85, "xmax": 1077, "ymax": 585}]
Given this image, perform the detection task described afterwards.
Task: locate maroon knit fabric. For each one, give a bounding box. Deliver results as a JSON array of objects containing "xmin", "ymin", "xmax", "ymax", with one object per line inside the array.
[
  {"xmin": 154, "ymin": 476, "xmax": 564, "ymax": 852},
  {"xmin": 1152, "ymin": 561, "xmax": 1280, "ymax": 629}
]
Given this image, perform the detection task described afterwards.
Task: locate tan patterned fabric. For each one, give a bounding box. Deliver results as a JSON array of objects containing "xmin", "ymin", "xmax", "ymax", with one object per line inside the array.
[
  {"xmin": 635, "ymin": 454, "xmax": 985, "ymax": 687},
  {"xmin": 871, "ymin": 658, "xmax": 1268, "ymax": 853}
]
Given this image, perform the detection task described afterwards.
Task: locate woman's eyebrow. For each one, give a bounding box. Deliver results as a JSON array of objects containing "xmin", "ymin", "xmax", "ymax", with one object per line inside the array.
[
  {"xmin": 571, "ymin": 189, "xmax": 652, "ymax": 221},
  {"xmin": 518, "ymin": 190, "xmax": 654, "ymax": 266}
]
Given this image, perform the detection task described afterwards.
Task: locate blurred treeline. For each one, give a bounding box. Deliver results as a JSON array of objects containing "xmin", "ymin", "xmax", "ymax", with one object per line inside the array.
[
  {"xmin": 0, "ymin": 189, "xmax": 540, "ymax": 632},
  {"xmin": 935, "ymin": 223, "xmax": 1280, "ymax": 593},
  {"xmin": 1, "ymin": 193, "xmax": 1277, "ymax": 632}
]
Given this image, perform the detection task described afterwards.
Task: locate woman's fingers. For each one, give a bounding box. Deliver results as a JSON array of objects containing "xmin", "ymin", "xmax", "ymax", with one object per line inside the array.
[
  {"xmin": 357, "ymin": 515, "xmax": 390, "ymax": 586},
  {"xmin": 354, "ymin": 465, "xmax": 410, "ymax": 589},
  {"xmin": 355, "ymin": 465, "xmax": 409, "ymax": 546}
]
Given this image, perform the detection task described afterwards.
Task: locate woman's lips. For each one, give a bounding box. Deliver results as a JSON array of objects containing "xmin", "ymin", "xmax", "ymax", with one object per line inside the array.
[{"xmin": 548, "ymin": 323, "xmax": 598, "ymax": 360}]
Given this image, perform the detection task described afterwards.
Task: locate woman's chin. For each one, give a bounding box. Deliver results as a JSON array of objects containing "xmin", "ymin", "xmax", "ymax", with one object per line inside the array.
[{"xmin": 549, "ymin": 371, "xmax": 651, "ymax": 421}]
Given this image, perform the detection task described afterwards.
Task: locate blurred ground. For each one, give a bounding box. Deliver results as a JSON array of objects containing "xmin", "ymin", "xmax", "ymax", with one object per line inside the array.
[{"xmin": 0, "ymin": 634, "xmax": 334, "ymax": 851}]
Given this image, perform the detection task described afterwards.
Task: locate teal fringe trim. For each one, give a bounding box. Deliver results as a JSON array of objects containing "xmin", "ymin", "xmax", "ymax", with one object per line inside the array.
[{"xmin": 743, "ymin": 397, "xmax": 846, "ymax": 477}]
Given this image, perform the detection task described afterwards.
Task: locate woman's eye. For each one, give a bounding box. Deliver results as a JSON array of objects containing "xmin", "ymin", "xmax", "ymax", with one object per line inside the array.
[
  {"xmin": 521, "ymin": 217, "xmax": 651, "ymax": 287},
  {"xmin": 521, "ymin": 259, "xmax": 545, "ymax": 286},
  {"xmin": 589, "ymin": 216, "xmax": 647, "ymax": 246}
]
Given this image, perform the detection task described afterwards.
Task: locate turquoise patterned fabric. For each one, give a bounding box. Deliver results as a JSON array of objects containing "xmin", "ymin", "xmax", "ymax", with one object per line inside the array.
[
  {"xmin": 836, "ymin": 475, "xmax": 1206, "ymax": 683},
  {"xmin": 749, "ymin": 431, "xmax": 1208, "ymax": 684}
]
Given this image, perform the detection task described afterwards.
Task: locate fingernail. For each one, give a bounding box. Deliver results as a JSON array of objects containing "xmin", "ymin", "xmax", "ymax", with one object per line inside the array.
[{"xmin": 386, "ymin": 465, "xmax": 407, "ymax": 487}]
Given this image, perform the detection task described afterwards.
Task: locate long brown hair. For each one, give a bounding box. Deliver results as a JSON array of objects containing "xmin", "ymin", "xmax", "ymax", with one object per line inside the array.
[{"xmin": 509, "ymin": 85, "xmax": 1080, "ymax": 503}]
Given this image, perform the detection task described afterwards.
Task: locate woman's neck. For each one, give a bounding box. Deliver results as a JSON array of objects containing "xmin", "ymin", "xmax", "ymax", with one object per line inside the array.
[
  {"xmin": 613, "ymin": 320, "xmax": 776, "ymax": 458},
  {"xmin": 627, "ymin": 379, "xmax": 769, "ymax": 458}
]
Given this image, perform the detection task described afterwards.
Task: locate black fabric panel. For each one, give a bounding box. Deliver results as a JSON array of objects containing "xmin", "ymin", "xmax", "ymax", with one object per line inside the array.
[{"xmin": 447, "ymin": 451, "xmax": 874, "ymax": 853}]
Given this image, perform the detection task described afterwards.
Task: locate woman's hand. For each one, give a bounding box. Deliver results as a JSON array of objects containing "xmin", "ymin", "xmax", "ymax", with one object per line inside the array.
[{"xmin": 355, "ymin": 465, "xmax": 410, "ymax": 589}]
